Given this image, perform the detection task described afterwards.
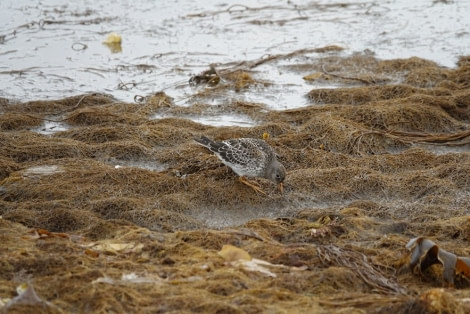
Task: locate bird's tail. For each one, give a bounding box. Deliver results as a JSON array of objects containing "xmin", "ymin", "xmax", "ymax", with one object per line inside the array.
[{"xmin": 194, "ymin": 135, "xmax": 214, "ymax": 148}]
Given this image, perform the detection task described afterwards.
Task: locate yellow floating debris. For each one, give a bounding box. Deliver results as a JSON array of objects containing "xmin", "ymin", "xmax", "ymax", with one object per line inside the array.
[
  {"xmin": 103, "ymin": 32, "xmax": 122, "ymax": 53},
  {"xmin": 103, "ymin": 32, "xmax": 122, "ymax": 44}
]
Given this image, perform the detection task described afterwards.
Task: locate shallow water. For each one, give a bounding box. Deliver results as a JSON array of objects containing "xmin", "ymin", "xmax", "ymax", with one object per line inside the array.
[
  {"xmin": 33, "ymin": 120, "xmax": 70, "ymax": 135},
  {"xmin": 152, "ymin": 112, "xmax": 256, "ymax": 127},
  {"xmin": 1, "ymin": 0, "xmax": 469, "ymax": 111}
]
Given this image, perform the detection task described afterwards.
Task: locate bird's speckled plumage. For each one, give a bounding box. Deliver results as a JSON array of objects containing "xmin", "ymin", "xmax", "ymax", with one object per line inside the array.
[{"xmin": 194, "ymin": 136, "xmax": 286, "ymax": 191}]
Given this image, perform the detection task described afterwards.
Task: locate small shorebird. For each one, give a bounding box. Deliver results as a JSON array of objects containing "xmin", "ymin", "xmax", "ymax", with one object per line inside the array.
[{"xmin": 194, "ymin": 136, "xmax": 286, "ymax": 194}]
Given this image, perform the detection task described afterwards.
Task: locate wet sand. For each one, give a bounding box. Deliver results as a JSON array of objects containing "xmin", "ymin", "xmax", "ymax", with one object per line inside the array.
[{"xmin": 1, "ymin": 54, "xmax": 470, "ymax": 312}]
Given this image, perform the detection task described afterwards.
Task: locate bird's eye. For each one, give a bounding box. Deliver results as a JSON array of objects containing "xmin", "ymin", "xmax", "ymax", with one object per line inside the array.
[{"xmin": 276, "ymin": 174, "xmax": 281, "ymax": 179}]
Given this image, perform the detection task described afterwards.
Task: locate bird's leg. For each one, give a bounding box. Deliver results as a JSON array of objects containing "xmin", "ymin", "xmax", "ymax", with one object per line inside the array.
[{"xmin": 239, "ymin": 176, "xmax": 266, "ymax": 195}]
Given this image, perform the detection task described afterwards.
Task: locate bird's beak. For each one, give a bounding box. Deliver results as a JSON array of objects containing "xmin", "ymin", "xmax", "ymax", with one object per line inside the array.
[{"xmin": 278, "ymin": 182, "xmax": 284, "ymax": 194}]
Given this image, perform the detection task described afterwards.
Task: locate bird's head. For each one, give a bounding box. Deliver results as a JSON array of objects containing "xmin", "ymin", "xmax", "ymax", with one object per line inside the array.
[{"xmin": 268, "ymin": 162, "xmax": 286, "ymax": 194}]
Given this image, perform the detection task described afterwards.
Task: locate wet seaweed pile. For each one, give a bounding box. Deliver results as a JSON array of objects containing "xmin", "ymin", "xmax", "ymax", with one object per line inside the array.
[{"xmin": 1, "ymin": 54, "xmax": 470, "ymax": 313}]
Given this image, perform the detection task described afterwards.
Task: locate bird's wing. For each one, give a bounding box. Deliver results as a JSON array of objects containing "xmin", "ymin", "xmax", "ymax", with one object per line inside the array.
[{"xmin": 216, "ymin": 139, "xmax": 263, "ymax": 166}]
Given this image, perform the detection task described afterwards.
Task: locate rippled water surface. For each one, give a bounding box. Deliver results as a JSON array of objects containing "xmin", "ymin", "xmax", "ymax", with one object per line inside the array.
[{"xmin": 1, "ymin": 0, "xmax": 469, "ymax": 109}]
